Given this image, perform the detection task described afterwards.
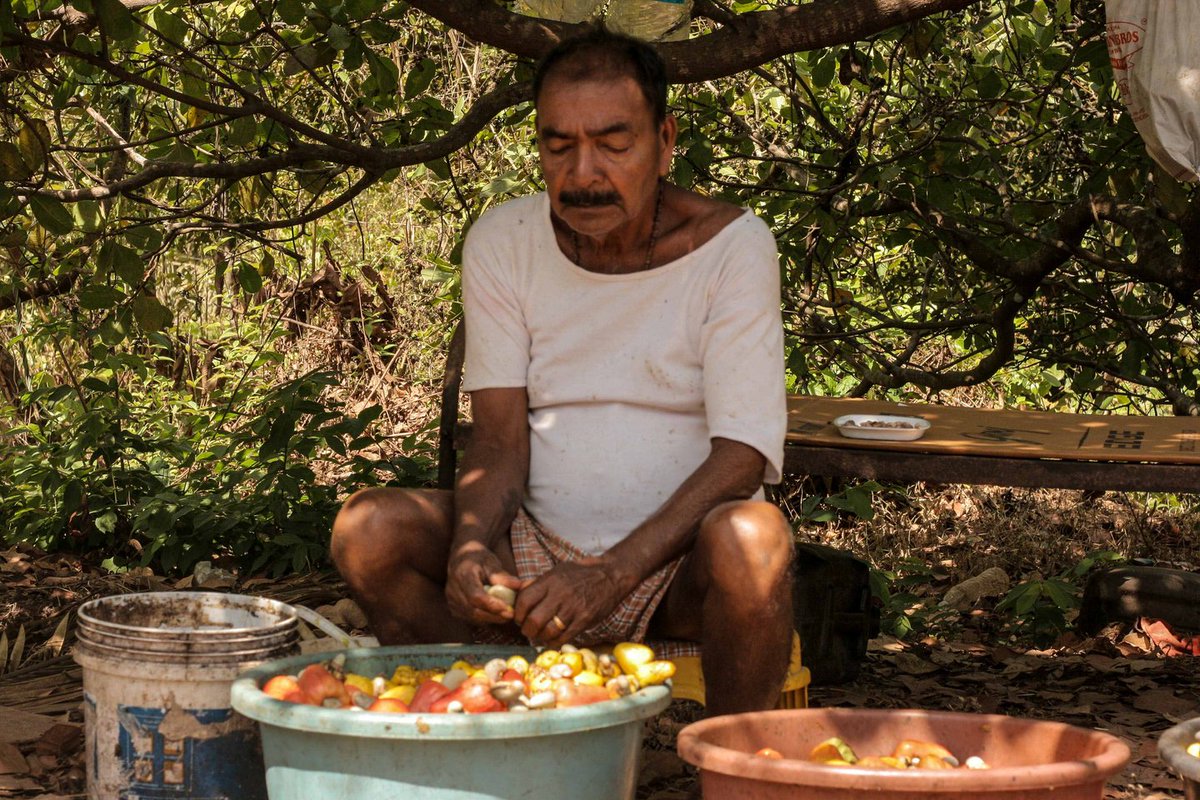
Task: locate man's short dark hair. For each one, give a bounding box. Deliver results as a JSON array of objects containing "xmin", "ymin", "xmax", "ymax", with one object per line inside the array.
[{"xmin": 532, "ymin": 27, "xmax": 668, "ymax": 123}]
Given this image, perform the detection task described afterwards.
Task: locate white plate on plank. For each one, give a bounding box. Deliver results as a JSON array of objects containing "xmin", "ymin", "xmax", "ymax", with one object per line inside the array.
[{"xmin": 833, "ymin": 414, "xmax": 930, "ymax": 441}]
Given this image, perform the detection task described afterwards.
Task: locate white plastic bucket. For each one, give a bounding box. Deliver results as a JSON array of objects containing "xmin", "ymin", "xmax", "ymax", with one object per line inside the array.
[{"xmin": 73, "ymin": 592, "xmax": 299, "ymax": 800}]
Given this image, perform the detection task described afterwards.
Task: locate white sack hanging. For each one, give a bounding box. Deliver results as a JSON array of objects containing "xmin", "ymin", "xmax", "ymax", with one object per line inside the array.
[{"xmin": 1104, "ymin": 1, "xmax": 1200, "ymax": 182}]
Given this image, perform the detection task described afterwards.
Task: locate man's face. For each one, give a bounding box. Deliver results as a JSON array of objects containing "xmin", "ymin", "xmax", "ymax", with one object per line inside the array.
[{"xmin": 536, "ymin": 75, "xmax": 676, "ymax": 240}]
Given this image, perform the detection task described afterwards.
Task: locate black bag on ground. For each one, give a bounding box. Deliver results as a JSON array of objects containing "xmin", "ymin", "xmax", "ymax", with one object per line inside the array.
[
  {"xmin": 1077, "ymin": 565, "xmax": 1200, "ymax": 636},
  {"xmin": 792, "ymin": 542, "xmax": 879, "ymax": 685}
]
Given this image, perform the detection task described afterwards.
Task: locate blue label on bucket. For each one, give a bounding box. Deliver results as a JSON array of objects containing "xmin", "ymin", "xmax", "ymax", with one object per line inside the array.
[{"xmin": 116, "ymin": 705, "xmax": 267, "ymax": 800}]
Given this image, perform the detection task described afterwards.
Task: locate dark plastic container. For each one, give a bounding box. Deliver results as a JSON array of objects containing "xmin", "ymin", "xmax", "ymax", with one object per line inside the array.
[
  {"xmin": 1077, "ymin": 566, "xmax": 1200, "ymax": 635},
  {"xmin": 792, "ymin": 542, "xmax": 879, "ymax": 685}
]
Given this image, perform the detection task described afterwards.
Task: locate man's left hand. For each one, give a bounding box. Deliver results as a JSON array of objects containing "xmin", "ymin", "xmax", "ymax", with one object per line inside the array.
[{"xmin": 512, "ymin": 560, "xmax": 625, "ymax": 648}]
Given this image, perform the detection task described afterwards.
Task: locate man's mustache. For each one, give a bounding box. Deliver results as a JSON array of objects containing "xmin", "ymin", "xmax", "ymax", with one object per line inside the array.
[{"xmin": 559, "ymin": 190, "xmax": 621, "ymax": 207}]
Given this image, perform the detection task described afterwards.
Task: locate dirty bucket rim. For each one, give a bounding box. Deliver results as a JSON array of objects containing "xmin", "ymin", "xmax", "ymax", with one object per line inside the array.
[
  {"xmin": 676, "ymin": 707, "xmax": 1131, "ymax": 792},
  {"xmin": 231, "ymin": 645, "xmax": 672, "ymax": 741},
  {"xmin": 79, "ymin": 617, "xmax": 298, "ymax": 639},
  {"xmin": 1158, "ymin": 716, "xmax": 1200, "ymax": 782},
  {"xmin": 75, "ymin": 626, "xmax": 299, "ymax": 651},
  {"xmin": 74, "ymin": 638, "xmax": 299, "ymax": 665},
  {"xmin": 78, "ymin": 591, "xmax": 298, "ymax": 637}
]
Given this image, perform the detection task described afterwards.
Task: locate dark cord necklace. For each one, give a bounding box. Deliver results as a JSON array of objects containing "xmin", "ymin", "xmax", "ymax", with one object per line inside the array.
[{"xmin": 571, "ymin": 181, "xmax": 664, "ymax": 273}]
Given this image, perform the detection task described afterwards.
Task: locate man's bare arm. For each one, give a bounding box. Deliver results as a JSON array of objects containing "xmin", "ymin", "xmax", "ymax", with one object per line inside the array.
[{"xmin": 446, "ymin": 386, "xmax": 530, "ymax": 624}]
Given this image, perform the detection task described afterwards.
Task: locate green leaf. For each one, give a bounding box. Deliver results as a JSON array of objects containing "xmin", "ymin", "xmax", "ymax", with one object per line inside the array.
[
  {"xmin": 29, "ymin": 195, "xmax": 75, "ymax": 234},
  {"xmin": 237, "ymin": 261, "xmax": 263, "ymax": 294},
  {"xmin": 94, "ymin": 0, "xmax": 139, "ymax": 40},
  {"xmin": 342, "ymin": 38, "xmax": 366, "ymax": 71},
  {"xmin": 95, "ymin": 509, "xmax": 119, "ymax": 534},
  {"xmin": 149, "ymin": 9, "xmax": 187, "ymax": 45},
  {"xmin": 810, "ymin": 53, "xmax": 836, "ymax": 88},
  {"xmin": 124, "ymin": 225, "xmax": 162, "ymax": 252},
  {"xmin": 481, "ymin": 173, "xmax": 524, "ymax": 198},
  {"xmin": 17, "ymin": 120, "xmax": 51, "ymax": 171},
  {"xmin": 366, "ymin": 51, "xmax": 399, "ymax": 97},
  {"xmin": 344, "ymin": 0, "xmax": 385, "ymax": 19},
  {"xmin": 361, "ymin": 19, "xmax": 401, "ymax": 43},
  {"xmin": 72, "ymin": 200, "xmax": 106, "ymax": 232},
  {"xmin": 326, "ymin": 23, "xmax": 353, "ymax": 51},
  {"xmin": 131, "ymin": 293, "xmax": 173, "ymax": 332},
  {"xmin": 1042, "ymin": 580, "xmax": 1077, "ymax": 610},
  {"xmin": 52, "ymin": 78, "xmax": 79, "ymax": 110},
  {"xmin": 100, "ymin": 557, "xmax": 128, "ymax": 574},
  {"xmin": 263, "ymin": 413, "xmax": 296, "ymax": 456},
  {"xmin": 62, "ymin": 479, "xmax": 84, "ymax": 514},
  {"xmin": 843, "ymin": 486, "xmax": 875, "ymax": 520},
  {"xmin": 238, "ymin": 7, "xmax": 262, "ymax": 33},
  {"xmin": 1013, "ymin": 583, "xmax": 1042, "ymax": 616},
  {"xmin": 226, "ymin": 115, "xmax": 258, "ymax": 147},
  {"xmin": 424, "ymin": 159, "xmax": 450, "ymax": 180},
  {"xmin": 0, "ymin": 142, "xmax": 32, "ymax": 181},
  {"xmin": 78, "ymin": 283, "xmax": 124, "ymax": 310},
  {"xmin": 99, "ymin": 241, "xmax": 144, "ymax": 287},
  {"xmin": 276, "ymin": 0, "xmax": 304, "ymax": 24},
  {"xmin": 403, "ymin": 57, "xmax": 436, "ymax": 99}
]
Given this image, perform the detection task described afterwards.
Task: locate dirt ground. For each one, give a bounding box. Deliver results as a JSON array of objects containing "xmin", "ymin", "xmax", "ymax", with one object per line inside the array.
[{"xmin": 1, "ymin": 484, "xmax": 1198, "ymax": 799}]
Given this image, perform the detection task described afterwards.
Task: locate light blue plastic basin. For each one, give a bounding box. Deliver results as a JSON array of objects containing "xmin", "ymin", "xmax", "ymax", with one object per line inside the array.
[{"xmin": 230, "ymin": 644, "xmax": 672, "ymax": 800}]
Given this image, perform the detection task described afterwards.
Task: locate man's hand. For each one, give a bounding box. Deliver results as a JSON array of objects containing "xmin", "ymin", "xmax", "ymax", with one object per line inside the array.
[
  {"xmin": 513, "ymin": 560, "xmax": 625, "ymax": 648},
  {"xmin": 446, "ymin": 548, "xmax": 526, "ymax": 626}
]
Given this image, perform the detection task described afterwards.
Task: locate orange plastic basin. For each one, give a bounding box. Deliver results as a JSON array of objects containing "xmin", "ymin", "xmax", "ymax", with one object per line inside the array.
[{"xmin": 677, "ymin": 708, "xmax": 1130, "ymax": 800}]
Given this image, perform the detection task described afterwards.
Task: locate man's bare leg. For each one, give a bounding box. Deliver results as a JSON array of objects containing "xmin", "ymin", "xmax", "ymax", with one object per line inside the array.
[
  {"xmin": 330, "ymin": 487, "xmax": 517, "ymax": 644},
  {"xmin": 648, "ymin": 500, "xmax": 793, "ymax": 716}
]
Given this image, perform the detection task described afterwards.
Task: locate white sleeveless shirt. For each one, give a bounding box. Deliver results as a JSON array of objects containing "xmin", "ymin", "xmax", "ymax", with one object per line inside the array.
[{"xmin": 462, "ymin": 192, "xmax": 786, "ymax": 556}]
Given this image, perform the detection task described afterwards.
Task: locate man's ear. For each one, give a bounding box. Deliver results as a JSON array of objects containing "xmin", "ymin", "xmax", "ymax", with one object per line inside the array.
[{"xmin": 658, "ymin": 114, "xmax": 678, "ymax": 176}]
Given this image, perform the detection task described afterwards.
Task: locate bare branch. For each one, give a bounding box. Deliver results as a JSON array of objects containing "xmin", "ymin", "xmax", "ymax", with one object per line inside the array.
[
  {"xmin": 0, "ymin": 272, "xmax": 80, "ymax": 312},
  {"xmin": 24, "ymin": 81, "xmax": 529, "ymax": 202},
  {"xmin": 862, "ymin": 293, "xmax": 1024, "ymax": 390},
  {"xmin": 84, "ymin": 106, "xmax": 147, "ymax": 167},
  {"xmin": 406, "ymin": 0, "xmax": 984, "ymax": 83}
]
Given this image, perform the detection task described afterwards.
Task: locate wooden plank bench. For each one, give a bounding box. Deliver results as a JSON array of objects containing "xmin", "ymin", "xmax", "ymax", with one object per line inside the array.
[{"xmin": 785, "ymin": 397, "xmax": 1200, "ymax": 494}]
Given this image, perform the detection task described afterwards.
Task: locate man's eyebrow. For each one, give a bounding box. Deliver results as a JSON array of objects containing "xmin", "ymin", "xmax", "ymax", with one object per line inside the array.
[{"xmin": 539, "ymin": 122, "xmax": 634, "ymax": 140}]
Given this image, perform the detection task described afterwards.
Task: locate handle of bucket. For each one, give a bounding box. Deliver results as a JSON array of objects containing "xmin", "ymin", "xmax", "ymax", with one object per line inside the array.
[{"xmin": 293, "ymin": 604, "xmax": 379, "ymax": 648}]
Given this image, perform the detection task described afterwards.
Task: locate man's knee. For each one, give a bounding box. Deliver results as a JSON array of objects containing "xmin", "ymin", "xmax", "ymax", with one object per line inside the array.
[
  {"xmin": 331, "ymin": 487, "xmax": 435, "ymax": 575},
  {"xmin": 698, "ymin": 500, "xmax": 792, "ymax": 589}
]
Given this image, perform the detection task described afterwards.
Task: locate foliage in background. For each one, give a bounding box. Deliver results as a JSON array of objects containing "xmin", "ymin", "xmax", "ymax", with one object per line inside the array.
[
  {"xmin": 1, "ymin": 0, "xmax": 1197, "ymax": 576},
  {"xmin": 0, "ymin": 351, "xmax": 433, "ymax": 575},
  {"xmin": 994, "ymin": 549, "xmax": 1125, "ymax": 643},
  {"xmin": 866, "ymin": 545, "xmax": 1128, "ymax": 645}
]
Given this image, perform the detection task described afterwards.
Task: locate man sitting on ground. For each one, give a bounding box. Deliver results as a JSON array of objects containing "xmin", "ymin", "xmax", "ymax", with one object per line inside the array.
[{"xmin": 332, "ymin": 27, "xmax": 793, "ymax": 716}]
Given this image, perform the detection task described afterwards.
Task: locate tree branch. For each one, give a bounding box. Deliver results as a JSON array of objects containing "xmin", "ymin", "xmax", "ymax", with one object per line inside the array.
[
  {"xmin": 862, "ymin": 292, "xmax": 1024, "ymax": 390},
  {"xmin": 24, "ymin": 81, "xmax": 529, "ymax": 202},
  {"xmin": 406, "ymin": 0, "xmax": 985, "ymax": 83},
  {"xmin": 0, "ymin": 272, "xmax": 80, "ymax": 312}
]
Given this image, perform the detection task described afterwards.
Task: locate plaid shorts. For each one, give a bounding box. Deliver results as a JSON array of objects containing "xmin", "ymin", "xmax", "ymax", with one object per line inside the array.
[{"xmin": 475, "ymin": 508, "xmax": 701, "ymax": 659}]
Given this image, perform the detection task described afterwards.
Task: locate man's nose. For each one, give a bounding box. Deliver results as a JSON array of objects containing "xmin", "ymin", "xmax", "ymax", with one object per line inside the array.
[{"xmin": 568, "ymin": 145, "xmax": 601, "ymax": 181}]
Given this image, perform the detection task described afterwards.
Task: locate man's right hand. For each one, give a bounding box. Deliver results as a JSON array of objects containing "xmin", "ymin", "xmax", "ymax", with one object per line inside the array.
[{"xmin": 445, "ymin": 548, "xmax": 525, "ymax": 626}]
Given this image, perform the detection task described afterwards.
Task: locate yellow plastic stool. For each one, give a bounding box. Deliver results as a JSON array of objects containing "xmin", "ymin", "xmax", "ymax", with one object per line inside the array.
[{"xmin": 669, "ymin": 631, "xmax": 809, "ymax": 709}]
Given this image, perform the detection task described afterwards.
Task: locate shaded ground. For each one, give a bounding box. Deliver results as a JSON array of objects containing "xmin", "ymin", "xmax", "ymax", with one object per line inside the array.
[{"xmin": 0, "ymin": 547, "xmax": 1197, "ymax": 799}]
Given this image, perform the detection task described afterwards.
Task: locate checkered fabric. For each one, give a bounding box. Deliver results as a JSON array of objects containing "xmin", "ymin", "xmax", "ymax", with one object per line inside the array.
[{"xmin": 475, "ymin": 508, "xmax": 702, "ymax": 659}]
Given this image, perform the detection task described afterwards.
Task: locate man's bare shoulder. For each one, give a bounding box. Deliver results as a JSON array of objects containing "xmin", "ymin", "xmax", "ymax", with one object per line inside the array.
[{"xmin": 659, "ymin": 187, "xmax": 750, "ymax": 262}]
